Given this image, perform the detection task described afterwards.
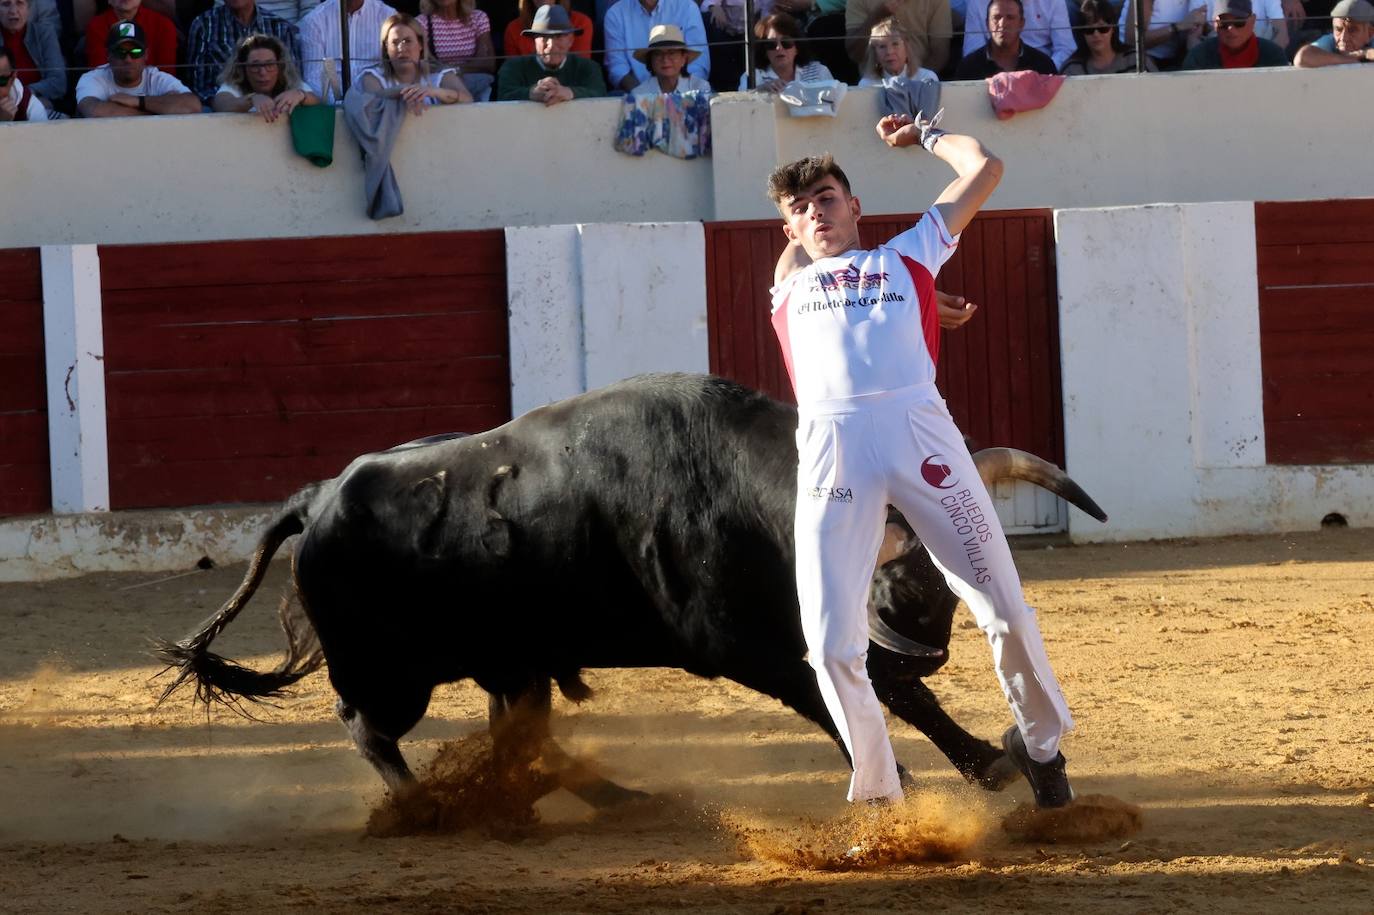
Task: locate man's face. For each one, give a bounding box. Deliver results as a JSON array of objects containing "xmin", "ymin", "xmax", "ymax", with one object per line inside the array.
[
  {"xmin": 780, "ymin": 176, "xmax": 862, "ymax": 260},
  {"xmin": 0, "ymin": 0, "xmax": 30, "ymax": 33},
  {"xmin": 1214, "ymin": 12, "xmax": 1254, "ymax": 49},
  {"xmin": 1333, "ymin": 17, "xmax": 1373, "ymax": 52},
  {"xmin": 988, "ymin": 1, "xmax": 1024, "ymax": 49},
  {"xmin": 109, "ymin": 40, "xmax": 147, "ymax": 84},
  {"xmin": 109, "ymin": 0, "xmax": 141, "ymax": 19},
  {"xmin": 535, "ymin": 32, "xmax": 573, "ymax": 67},
  {"xmin": 649, "ymin": 47, "xmax": 686, "ymax": 78}
]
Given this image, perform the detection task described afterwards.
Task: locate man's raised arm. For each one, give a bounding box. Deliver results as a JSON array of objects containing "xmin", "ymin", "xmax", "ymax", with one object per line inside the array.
[{"xmin": 875, "ymin": 114, "xmax": 1003, "ymax": 236}]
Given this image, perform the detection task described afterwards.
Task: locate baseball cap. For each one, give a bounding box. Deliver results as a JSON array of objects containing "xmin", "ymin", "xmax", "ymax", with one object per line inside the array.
[
  {"xmin": 1330, "ymin": 0, "xmax": 1374, "ymax": 22},
  {"xmin": 1214, "ymin": 0, "xmax": 1252, "ymax": 15},
  {"xmin": 106, "ymin": 19, "xmax": 148, "ymax": 50}
]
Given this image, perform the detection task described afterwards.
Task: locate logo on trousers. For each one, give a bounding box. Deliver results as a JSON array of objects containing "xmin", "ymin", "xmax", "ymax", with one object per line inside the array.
[{"xmin": 920, "ymin": 455, "xmax": 958, "ymax": 489}]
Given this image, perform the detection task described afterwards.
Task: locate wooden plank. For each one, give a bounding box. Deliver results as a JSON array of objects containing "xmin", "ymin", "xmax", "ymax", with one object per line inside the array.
[
  {"xmin": 1259, "ymin": 286, "xmax": 1374, "ymax": 333},
  {"xmin": 98, "ymin": 231, "xmax": 506, "ymax": 291},
  {"xmin": 1259, "ymin": 329, "xmax": 1374, "ymax": 375},
  {"xmin": 1257, "ymin": 241, "xmax": 1374, "ymax": 288},
  {"xmin": 1255, "ymin": 200, "xmax": 1374, "ymax": 248},
  {"xmin": 0, "ymin": 411, "xmax": 52, "ymax": 467},
  {"xmin": 100, "ymin": 275, "xmax": 507, "ymax": 326},
  {"xmin": 0, "ymin": 356, "xmax": 48, "ymax": 413},
  {"xmin": 110, "ymin": 453, "xmax": 384, "ymax": 510},
  {"xmin": 0, "ymin": 464, "xmax": 51, "ymax": 517},
  {"xmin": 1263, "ymin": 418, "xmax": 1374, "ymax": 465},
  {"xmin": 1263, "ymin": 376, "xmax": 1374, "ymax": 422},
  {"xmin": 0, "ymin": 249, "xmax": 43, "ymax": 301}
]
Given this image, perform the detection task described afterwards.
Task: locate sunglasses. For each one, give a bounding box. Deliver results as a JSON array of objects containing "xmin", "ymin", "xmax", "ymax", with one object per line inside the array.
[
  {"xmin": 1083, "ymin": 24, "xmax": 1113, "ymax": 34},
  {"xmin": 1215, "ymin": 17, "xmax": 1248, "ymax": 28},
  {"xmin": 246, "ymin": 59, "xmax": 280, "ymax": 70},
  {"xmin": 0, "ymin": 73, "xmax": 9, "ymax": 86},
  {"xmin": 111, "ymin": 45, "xmax": 146, "ymax": 59},
  {"xmin": 767, "ymin": 38, "xmax": 796, "ymax": 49}
]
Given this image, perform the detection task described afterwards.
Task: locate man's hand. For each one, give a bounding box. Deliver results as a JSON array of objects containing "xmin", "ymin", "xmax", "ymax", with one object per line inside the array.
[
  {"xmin": 709, "ymin": 3, "xmax": 729, "ymax": 28},
  {"xmin": 531, "ymin": 76, "xmax": 572, "ymax": 106},
  {"xmin": 252, "ymin": 92, "xmax": 280, "ymax": 122},
  {"xmin": 937, "ymin": 291, "xmax": 978, "ymax": 329},
  {"xmin": 0, "ymin": 96, "xmax": 16, "ymax": 121},
  {"xmin": 876, "ymin": 113, "xmax": 919, "ymax": 148},
  {"xmin": 110, "ymin": 92, "xmax": 141, "ymax": 109}
]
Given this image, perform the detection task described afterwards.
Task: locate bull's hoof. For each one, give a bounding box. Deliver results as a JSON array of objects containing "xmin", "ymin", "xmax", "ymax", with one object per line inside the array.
[{"xmin": 971, "ymin": 753, "xmax": 1022, "ymax": 792}]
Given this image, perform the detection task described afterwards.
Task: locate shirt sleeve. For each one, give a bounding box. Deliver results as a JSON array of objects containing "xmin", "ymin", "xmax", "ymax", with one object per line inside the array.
[
  {"xmin": 603, "ymin": 4, "xmax": 631, "ymax": 86},
  {"xmin": 1048, "ymin": 0, "xmax": 1076, "ymax": 69},
  {"xmin": 962, "ymin": 0, "xmax": 989, "ymax": 57},
  {"xmin": 884, "ymin": 208, "xmax": 960, "ymax": 278},
  {"xmin": 75, "ymin": 69, "xmax": 103, "ymax": 102},
  {"xmin": 299, "ymin": 11, "xmax": 326, "ymax": 98}
]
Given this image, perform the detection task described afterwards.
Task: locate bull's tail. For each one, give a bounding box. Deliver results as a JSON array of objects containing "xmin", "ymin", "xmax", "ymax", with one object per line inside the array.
[{"xmin": 154, "ymin": 485, "xmax": 327, "ymax": 712}]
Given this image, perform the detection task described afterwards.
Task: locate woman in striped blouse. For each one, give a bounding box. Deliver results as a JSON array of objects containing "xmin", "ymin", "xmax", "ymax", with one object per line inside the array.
[
  {"xmin": 417, "ymin": 0, "xmax": 496, "ymax": 99},
  {"xmin": 739, "ymin": 12, "xmax": 834, "ymax": 92}
]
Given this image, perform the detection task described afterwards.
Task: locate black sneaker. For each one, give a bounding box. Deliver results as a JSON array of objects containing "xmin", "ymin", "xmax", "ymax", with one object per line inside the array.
[{"xmin": 1001, "ymin": 725, "xmax": 1075, "ymax": 809}]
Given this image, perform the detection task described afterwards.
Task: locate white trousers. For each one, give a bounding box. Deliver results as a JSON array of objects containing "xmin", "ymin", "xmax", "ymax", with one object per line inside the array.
[{"xmin": 794, "ymin": 383, "xmax": 1074, "ymax": 802}]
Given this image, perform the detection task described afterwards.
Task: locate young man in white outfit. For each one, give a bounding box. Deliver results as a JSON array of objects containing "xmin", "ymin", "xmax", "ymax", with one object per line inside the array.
[{"xmin": 766, "ymin": 113, "xmax": 1076, "ymax": 809}]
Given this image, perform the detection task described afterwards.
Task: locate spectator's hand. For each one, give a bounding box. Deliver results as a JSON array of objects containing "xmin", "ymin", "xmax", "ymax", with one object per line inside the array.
[
  {"xmin": 272, "ymin": 89, "xmax": 307, "ymax": 121},
  {"xmin": 252, "ymin": 92, "xmax": 280, "ymax": 122},
  {"xmin": 761, "ymin": 78, "xmax": 786, "ymax": 93},
  {"xmin": 710, "ymin": 3, "xmax": 728, "ymax": 27},
  {"xmin": 876, "ymin": 113, "xmax": 918, "ymax": 148},
  {"xmin": 0, "ymin": 96, "xmax": 16, "ymax": 121},
  {"xmin": 110, "ymin": 92, "xmax": 141, "ymax": 109},
  {"xmin": 936, "ymin": 292, "xmax": 978, "ymax": 329},
  {"xmin": 399, "ymin": 84, "xmax": 433, "ymax": 115},
  {"xmin": 1183, "ymin": 5, "xmax": 1207, "ymax": 35}
]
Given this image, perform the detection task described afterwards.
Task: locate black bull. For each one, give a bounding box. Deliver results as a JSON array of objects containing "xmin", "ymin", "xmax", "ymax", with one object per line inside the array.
[{"xmin": 157, "ymin": 373, "xmax": 1106, "ymax": 806}]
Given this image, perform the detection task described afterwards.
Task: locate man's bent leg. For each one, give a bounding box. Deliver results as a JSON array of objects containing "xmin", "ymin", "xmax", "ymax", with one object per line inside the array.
[{"xmin": 794, "ymin": 412, "xmax": 902, "ymax": 803}]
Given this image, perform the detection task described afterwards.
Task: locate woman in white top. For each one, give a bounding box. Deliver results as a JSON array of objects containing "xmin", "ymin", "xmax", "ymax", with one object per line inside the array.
[
  {"xmin": 212, "ymin": 34, "xmax": 320, "ymax": 123},
  {"xmin": 858, "ymin": 16, "xmax": 939, "ymax": 87},
  {"xmin": 0, "ymin": 46, "xmax": 47, "ymax": 122},
  {"xmin": 738, "ymin": 12, "xmax": 835, "ymax": 92},
  {"xmin": 361, "ymin": 12, "xmax": 473, "ymax": 114},
  {"xmin": 630, "ymin": 23, "xmax": 712, "ymax": 95}
]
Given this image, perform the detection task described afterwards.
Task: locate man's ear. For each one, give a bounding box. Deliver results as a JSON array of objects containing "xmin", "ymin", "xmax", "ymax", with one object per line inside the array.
[
  {"xmin": 850, "ymin": 195, "xmax": 862, "ymax": 223},
  {"xmin": 782, "ymin": 222, "xmax": 797, "ymax": 243}
]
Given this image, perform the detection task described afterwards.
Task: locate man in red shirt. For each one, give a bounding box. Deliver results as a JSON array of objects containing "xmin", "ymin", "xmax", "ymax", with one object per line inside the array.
[
  {"xmin": 85, "ymin": 0, "xmax": 178, "ymax": 69},
  {"xmin": 0, "ymin": 0, "xmax": 64, "ymax": 108}
]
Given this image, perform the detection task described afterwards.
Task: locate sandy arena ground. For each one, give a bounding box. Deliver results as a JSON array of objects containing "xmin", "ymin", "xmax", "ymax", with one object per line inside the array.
[{"xmin": 2, "ymin": 527, "xmax": 1372, "ymax": 913}]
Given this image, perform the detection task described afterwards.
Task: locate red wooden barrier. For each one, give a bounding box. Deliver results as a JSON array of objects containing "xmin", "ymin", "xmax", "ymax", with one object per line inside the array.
[
  {"xmin": 705, "ymin": 209, "xmax": 1063, "ymax": 464},
  {"xmin": 99, "ymin": 231, "xmax": 510, "ymax": 509},
  {"xmin": 1256, "ymin": 200, "xmax": 1374, "ymax": 464},
  {"xmin": 0, "ymin": 249, "xmax": 51, "ymax": 517}
]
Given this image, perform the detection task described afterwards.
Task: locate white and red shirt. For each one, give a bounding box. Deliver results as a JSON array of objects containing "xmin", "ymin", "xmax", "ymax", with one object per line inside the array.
[{"xmin": 770, "ymin": 208, "xmax": 960, "ymax": 406}]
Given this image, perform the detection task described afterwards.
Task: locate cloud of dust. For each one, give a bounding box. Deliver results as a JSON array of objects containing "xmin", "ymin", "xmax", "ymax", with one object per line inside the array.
[
  {"xmin": 723, "ymin": 790, "xmax": 994, "ymax": 871},
  {"xmin": 1000, "ymin": 793, "xmax": 1144, "ymax": 843}
]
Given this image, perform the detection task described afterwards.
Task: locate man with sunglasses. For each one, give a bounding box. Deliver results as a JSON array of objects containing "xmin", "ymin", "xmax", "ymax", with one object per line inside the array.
[
  {"xmin": 1181, "ymin": 0, "xmax": 1288, "ymax": 66},
  {"xmin": 0, "ymin": 44, "xmax": 45, "ymax": 121},
  {"xmin": 76, "ymin": 20, "xmax": 201, "ymax": 117}
]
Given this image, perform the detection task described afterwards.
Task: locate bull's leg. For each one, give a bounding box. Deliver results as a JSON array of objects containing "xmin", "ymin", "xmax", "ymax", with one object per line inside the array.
[
  {"xmin": 336, "ymin": 683, "xmax": 432, "ymax": 794},
  {"xmin": 488, "ymin": 677, "xmax": 650, "ymax": 809},
  {"xmin": 869, "ymin": 671, "xmax": 1019, "ymax": 791}
]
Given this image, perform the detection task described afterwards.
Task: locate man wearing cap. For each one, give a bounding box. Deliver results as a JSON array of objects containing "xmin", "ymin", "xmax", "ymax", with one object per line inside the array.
[
  {"xmin": 1182, "ymin": 0, "xmax": 1289, "ymax": 66},
  {"xmin": 76, "ymin": 20, "xmax": 202, "ymax": 117},
  {"xmin": 84, "ymin": 0, "xmax": 178, "ymax": 69},
  {"xmin": 0, "ymin": 0, "xmax": 64, "ymax": 111},
  {"xmin": 496, "ymin": 4, "xmax": 606, "ymax": 103},
  {"xmin": 630, "ymin": 23, "xmax": 710, "ymax": 94},
  {"xmin": 1295, "ymin": 0, "xmax": 1374, "ymax": 64},
  {"xmin": 602, "ymin": 0, "xmax": 709, "ymax": 92}
]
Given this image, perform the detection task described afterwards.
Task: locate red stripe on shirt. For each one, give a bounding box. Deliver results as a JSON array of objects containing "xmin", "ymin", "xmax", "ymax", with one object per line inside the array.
[
  {"xmin": 900, "ymin": 254, "xmax": 940, "ymax": 367},
  {"xmin": 770, "ymin": 292, "xmax": 797, "ymax": 398}
]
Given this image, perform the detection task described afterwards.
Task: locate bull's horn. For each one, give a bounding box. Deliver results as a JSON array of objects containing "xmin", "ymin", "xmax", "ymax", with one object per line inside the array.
[
  {"xmin": 971, "ymin": 448, "xmax": 1108, "ymax": 523},
  {"xmin": 868, "ymin": 605, "xmax": 945, "ymax": 659}
]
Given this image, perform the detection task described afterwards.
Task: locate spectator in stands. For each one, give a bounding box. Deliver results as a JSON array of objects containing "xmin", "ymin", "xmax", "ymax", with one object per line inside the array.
[
  {"xmin": 0, "ymin": 0, "xmax": 65, "ymax": 109},
  {"xmin": 964, "ymin": 0, "xmax": 1075, "ymax": 68},
  {"xmin": 1119, "ymin": 0, "xmax": 1208, "ymax": 69},
  {"xmin": 700, "ymin": 0, "xmax": 745, "ymax": 91},
  {"xmin": 85, "ymin": 0, "xmax": 177, "ymax": 69},
  {"xmin": 0, "ymin": 43, "xmax": 45, "ymax": 119},
  {"xmin": 300, "ymin": 0, "xmax": 397, "ymax": 103},
  {"xmin": 1182, "ymin": 0, "xmax": 1288, "ymax": 66},
  {"xmin": 1295, "ymin": 0, "xmax": 1374, "ymax": 64},
  {"xmin": 212, "ymin": 33, "xmax": 319, "ymax": 119},
  {"xmin": 417, "ymin": 0, "xmax": 495, "ymax": 100},
  {"xmin": 859, "ymin": 15, "xmax": 939, "ymax": 84},
  {"xmin": 359, "ymin": 11, "xmax": 471, "ymax": 110},
  {"xmin": 739, "ymin": 11, "xmax": 834, "ymax": 91},
  {"xmin": 845, "ymin": 0, "xmax": 951, "ymax": 78},
  {"xmin": 630, "ymin": 21, "xmax": 709, "ymax": 92},
  {"xmin": 187, "ymin": 0, "xmax": 301, "ymax": 104},
  {"xmin": 602, "ymin": 0, "xmax": 708, "ymax": 92},
  {"xmin": 1207, "ymin": 0, "xmax": 1289, "ymax": 46},
  {"xmin": 503, "ymin": 0, "xmax": 593, "ymax": 58},
  {"xmin": 497, "ymin": 2, "xmax": 604, "ymax": 101},
  {"xmin": 76, "ymin": 20, "xmax": 201, "ymax": 115},
  {"xmin": 954, "ymin": 0, "xmax": 1058, "ymax": 75},
  {"xmin": 1062, "ymin": 0, "xmax": 1157, "ymax": 71}
]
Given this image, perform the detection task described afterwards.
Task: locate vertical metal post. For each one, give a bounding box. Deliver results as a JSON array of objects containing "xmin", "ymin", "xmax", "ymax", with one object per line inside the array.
[
  {"xmin": 340, "ymin": 0, "xmax": 352, "ymax": 96},
  {"xmin": 743, "ymin": 0, "xmax": 755, "ymax": 89},
  {"xmin": 1134, "ymin": 0, "xmax": 1146, "ymax": 72}
]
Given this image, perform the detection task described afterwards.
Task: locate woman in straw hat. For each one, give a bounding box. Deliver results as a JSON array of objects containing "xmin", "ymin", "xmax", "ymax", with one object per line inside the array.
[{"xmin": 630, "ymin": 23, "xmax": 712, "ymax": 95}]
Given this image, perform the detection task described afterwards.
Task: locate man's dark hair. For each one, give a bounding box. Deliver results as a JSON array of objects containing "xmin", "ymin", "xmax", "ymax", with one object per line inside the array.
[
  {"xmin": 987, "ymin": 0, "xmax": 1025, "ymax": 26},
  {"xmin": 766, "ymin": 154, "xmax": 852, "ymax": 206}
]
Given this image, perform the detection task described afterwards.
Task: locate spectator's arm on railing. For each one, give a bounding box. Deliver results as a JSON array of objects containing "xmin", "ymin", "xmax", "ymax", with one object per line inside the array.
[
  {"xmin": 1295, "ymin": 39, "xmax": 1374, "ymax": 66},
  {"xmin": 682, "ymin": 3, "xmax": 712, "ymax": 80}
]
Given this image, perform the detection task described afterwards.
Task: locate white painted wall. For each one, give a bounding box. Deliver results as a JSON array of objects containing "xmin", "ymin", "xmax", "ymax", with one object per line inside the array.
[
  {"xmin": 507, "ymin": 223, "xmax": 710, "ymax": 418},
  {"xmin": 1057, "ymin": 202, "xmax": 1374, "ymax": 542},
  {"xmin": 5, "ymin": 66, "xmax": 1374, "ymax": 249}
]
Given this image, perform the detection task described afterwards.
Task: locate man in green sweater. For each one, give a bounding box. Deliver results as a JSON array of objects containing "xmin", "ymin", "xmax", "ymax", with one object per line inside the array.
[
  {"xmin": 497, "ymin": 5, "xmax": 607, "ymax": 104},
  {"xmin": 1181, "ymin": 0, "xmax": 1288, "ymax": 70}
]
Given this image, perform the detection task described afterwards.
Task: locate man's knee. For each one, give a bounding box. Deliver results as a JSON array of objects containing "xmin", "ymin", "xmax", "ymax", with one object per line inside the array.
[{"xmin": 808, "ymin": 639, "xmax": 868, "ymax": 680}]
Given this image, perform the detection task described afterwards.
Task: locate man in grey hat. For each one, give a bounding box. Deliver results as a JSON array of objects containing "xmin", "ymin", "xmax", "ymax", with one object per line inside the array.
[
  {"xmin": 496, "ymin": 4, "xmax": 606, "ymax": 104},
  {"xmin": 1182, "ymin": 0, "xmax": 1289, "ymax": 66},
  {"xmin": 1295, "ymin": 0, "xmax": 1374, "ymax": 65}
]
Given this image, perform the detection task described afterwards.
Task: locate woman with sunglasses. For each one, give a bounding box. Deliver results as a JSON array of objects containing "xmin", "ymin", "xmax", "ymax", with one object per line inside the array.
[
  {"xmin": 0, "ymin": 45, "xmax": 45, "ymax": 121},
  {"xmin": 360, "ymin": 13, "xmax": 473, "ymax": 115},
  {"xmin": 858, "ymin": 15, "xmax": 937, "ymax": 86},
  {"xmin": 740, "ymin": 12, "xmax": 834, "ymax": 91},
  {"xmin": 1062, "ymin": 0, "xmax": 1157, "ymax": 72},
  {"xmin": 213, "ymin": 34, "xmax": 319, "ymax": 123}
]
